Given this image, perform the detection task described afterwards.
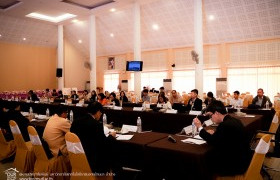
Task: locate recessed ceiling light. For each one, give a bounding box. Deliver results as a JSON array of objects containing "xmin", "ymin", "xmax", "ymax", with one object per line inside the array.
[
  {"xmin": 0, "ymin": 34, "xmax": 2, "ymax": 37},
  {"xmin": 78, "ymin": 40, "xmax": 82, "ymax": 43},
  {"xmin": 23, "ymin": 38, "xmax": 26, "ymax": 41},
  {"xmin": 110, "ymin": 8, "xmax": 116, "ymax": 12},
  {"xmin": 72, "ymin": 19, "xmax": 78, "ymax": 23},
  {"xmin": 26, "ymin": 12, "xmax": 76, "ymax": 23},
  {"xmin": 208, "ymin": 15, "xmax": 215, "ymax": 20},
  {"xmin": 152, "ymin": 24, "xmax": 159, "ymax": 30},
  {"xmin": 110, "ymin": 33, "xmax": 114, "ymax": 37}
]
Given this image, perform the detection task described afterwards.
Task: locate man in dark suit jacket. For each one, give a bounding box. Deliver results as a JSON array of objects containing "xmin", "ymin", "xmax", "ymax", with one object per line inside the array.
[
  {"xmin": 186, "ymin": 89, "xmax": 202, "ymax": 111},
  {"xmin": 193, "ymin": 100, "xmax": 251, "ymax": 176},
  {"xmin": 252, "ymin": 88, "xmax": 272, "ymax": 108},
  {"xmin": 70, "ymin": 102, "xmax": 117, "ymax": 174}
]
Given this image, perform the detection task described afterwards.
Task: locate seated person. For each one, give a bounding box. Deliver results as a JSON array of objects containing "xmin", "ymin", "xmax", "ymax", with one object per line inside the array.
[
  {"xmin": 0, "ymin": 106, "xmax": 13, "ymax": 141},
  {"xmin": 186, "ymin": 89, "xmax": 202, "ymax": 111},
  {"xmin": 89, "ymin": 90, "xmax": 97, "ymax": 102},
  {"xmin": 159, "ymin": 86, "xmax": 165, "ymax": 94},
  {"xmin": 109, "ymin": 92, "xmax": 120, "ymax": 106},
  {"xmin": 141, "ymin": 86, "xmax": 147, "ymax": 98},
  {"xmin": 97, "ymin": 93, "xmax": 107, "ymax": 106},
  {"xmin": 43, "ymin": 106, "xmax": 70, "ymax": 156},
  {"xmin": 27, "ymin": 90, "xmax": 39, "ymax": 102},
  {"xmin": 45, "ymin": 88, "xmax": 52, "ymax": 98},
  {"xmin": 157, "ymin": 94, "xmax": 172, "ymax": 109},
  {"xmin": 7, "ymin": 105, "xmax": 30, "ymax": 141},
  {"xmin": 70, "ymin": 90, "xmax": 79, "ymax": 100},
  {"xmin": 104, "ymin": 91, "xmax": 110, "ymax": 99},
  {"xmin": 57, "ymin": 90, "xmax": 63, "ymax": 99},
  {"xmin": 70, "ymin": 102, "xmax": 117, "ymax": 174},
  {"xmin": 52, "ymin": 89, "xmax": 58, "ymax": 97},
  {"xmin": 230, "ymin": 90, "xmax": 243, "ymax": 107},
  {"xmin": 119, "ymin": 91, "xmax": 128, "ymax": 103},
  {"xmin": 252, "ymin": 88, "xmax": 272, "ymax": 108},
  {"xmin": 193, "ymin": 100, "xmax": 251, "ymax": 176},
  {"xmin": 80, "ymin": 90, "xmax": 90, "ymax": 101},
  {"xmin": 169, "ymin": 90, "xmax": 183, "ymax": 105},
  {"xmin": 142, "ymin": 89, "xmax": 150, "ymax": 103},
  {"xmin": 204, "ymin": 91, "xmax": 215, "ymax": 106}
]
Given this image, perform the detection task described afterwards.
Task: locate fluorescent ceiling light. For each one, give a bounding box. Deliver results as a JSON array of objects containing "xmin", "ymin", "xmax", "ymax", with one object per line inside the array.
[
  {"xmin": 26, "ymin": 12, "xmax": 76, "ymax": 23},
  {"xmin": 152, "ymin": 24, "xmax": 159, "ymax": 30},
  {"xmin": 208, "ymin": 15, "xmax": 215, "ymax": 20},
  {"xmin": 72, "ymin": 19, "xmax": 78, "ymax": 23},
  {"xmin": 110, "ymin": 8, "xmax": 116, "ymax": 12},
  {"xmin": 0, "ymin": 34, "xmax": 2, "ymax": 37},
  {"xmin": 110, "ymin": 33, "xmax": 114, "ymax": 37},
  {"xmin": 78, "ymin": 40, "xmax": 82, "ymax": 43},
  {"xmin": 23, "ymin": 38, "xmax": 26, "ymax": 41}
]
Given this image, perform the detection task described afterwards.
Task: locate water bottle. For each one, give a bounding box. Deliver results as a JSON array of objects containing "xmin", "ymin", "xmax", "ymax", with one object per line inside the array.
[
  {"xmin": 112, "ymin": 101, "xmax": 115, "ymax": 108},
  {"xmin": 142, "ymin": 101, "xmax": 146, "ymax": 110},
  {"xmin": 69, "ymin": 110, "xmax": 74, "ymax": 123},
  {"xmin": 46, "ymin": 108, "xmax": 50, "ymax": 117},
  {"xmin": 29, "ymin": 107, "xmax": 33, "ymax": 118},
  {"xmin": 265, "ymin": 101, "xmax": 269, "ymax": 109},
  {"xmin": 192, "ymin": 121, "xmax": 197, "ymax": 137},
  {"xmin": 103, "ymin": 113, "xmax": 107, "ymax": 125},
  {"xmin": 137, "ymin": 117, "xmax": 142, "ymax": 133}
]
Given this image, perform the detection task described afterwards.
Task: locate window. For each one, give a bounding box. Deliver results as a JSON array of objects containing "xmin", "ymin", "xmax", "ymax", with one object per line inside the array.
[
  {"xmin": 203, "ymin": 69, "xmax": 221, "ymax": 96},
  {"xmin": 141, "ymin": 72, "xmax": 167, "ymax": 90},
  {"xmin": 227, "ymin": 67, "xmax": 280, "ymax": 100},
  {"xmin": 173, "ymin": 71, "xmax": 195, "ymax": 93},
  {"xmin": 104, "ymin": 74, "xmax": 119, "ymax": 92}
]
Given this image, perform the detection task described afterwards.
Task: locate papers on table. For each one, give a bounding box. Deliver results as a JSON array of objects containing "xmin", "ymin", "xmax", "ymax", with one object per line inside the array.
[
  {"xmin": 113, "ymin": 106, "xmax": 122, "ymax": 110},
  {"xmin": 165, "ymin": 109, "xmax": 177, "ymax": 114},
  {"xmin": 35, "ymin": 114, "xmax": 48, "ymax": 120},
  {"xmin": 21, "ymin": 112, "xmax": 29, "ymax": 116},
  {"xmin": 133, "ymin": 107, "xmax": 143, "ymax": 111},
  {"xmin": 203, "ymin": 119, "xmax": 213, "ymax": 126},
  {"xmin": 116, "ymin": 135, "xmax": 134, "ymax": 140},
  {"xmin": 193, "ymin": 135, "xmax": 203, "ymax": 140},
  {"xmin": 245, "ymin": 115, "xmax": 255, "ymax": 118},
  {"xmin": 189, "ymin": 110, "xmax": 201, "ymax": 115},
  {"xmin": 181, "ymin": 138, "xmax": 206, "ymax": 145},
  {"xmin": 183, "ymin": 125, "xmax": 192, "ymax": 134},
  {"xmin": 121, "ymin": 124, "xmax": 137, "ymax": 133},
  {"xmin": 76, "ymin": 103, "xmax": 83, "ymax": 107}
]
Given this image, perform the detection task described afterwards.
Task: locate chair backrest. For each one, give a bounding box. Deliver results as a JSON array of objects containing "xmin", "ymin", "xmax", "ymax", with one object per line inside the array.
[
  {"xmin": 268, "ymin": 113, "xmax": 279, "ymax": 133},
  {"xmin": 9, "ymin": 120, "xmax": 28, "ymax": 150},
  {"xmin": 65, "ymin": 132, "xmax": 94, "ymax": 176},
  {"xmin": 0, "ymin": 128, "xmax": 8, "ymax": 145},
  {"xmin": 244, "ymin": 134, "xmax": 271, "ymax": 180},
  {"xmin": 27, "ymin": 126, "xmax": 48, "ymax": 161}
]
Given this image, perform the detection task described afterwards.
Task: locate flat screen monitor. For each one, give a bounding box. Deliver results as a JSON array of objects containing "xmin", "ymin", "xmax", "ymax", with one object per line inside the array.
[{"xmin": 126, "ymin": 61, "xmax": 143, "ymax": 71}]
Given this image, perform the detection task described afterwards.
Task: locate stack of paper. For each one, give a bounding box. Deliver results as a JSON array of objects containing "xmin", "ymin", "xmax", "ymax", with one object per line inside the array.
[
  {"xmin": 181, "ymin": 138, "xmax": 206, "ymax": 145},
  {"xmin": 116, "ymin": 135, "xmax": 134, "ymax": 140}
]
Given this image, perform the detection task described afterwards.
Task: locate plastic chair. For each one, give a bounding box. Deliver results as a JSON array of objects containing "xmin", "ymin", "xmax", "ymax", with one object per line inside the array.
[
  {"xmin": 27, "ymin": 126, "xmax": 71, "ymax": 180},
  {"xmin": 9, "ymin": 120, "xmax": 35, "ymax": 172},
  {"xmin": 216, "ymin": 134, "xmax": 272, "ymax": 180},
  {"xmin": 65, "ymin": 132, "xmax": 113, "ymax": 180},
  {"xmin": 0, "ymin": 128, "xmax": 16, "ymax": 161}
]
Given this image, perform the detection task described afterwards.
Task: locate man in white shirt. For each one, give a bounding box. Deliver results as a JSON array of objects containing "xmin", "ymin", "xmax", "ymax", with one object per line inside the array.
[{"xmin": 230, "ymin": 91, "xmax": 243, "ymax": 107}]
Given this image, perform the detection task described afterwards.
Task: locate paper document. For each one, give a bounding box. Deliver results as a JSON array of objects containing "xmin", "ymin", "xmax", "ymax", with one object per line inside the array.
[
  {"xmin": 183, "ymin": 125, "xmax": 192, "ymax": 134},
  {"xmin": 121, "ymin": 124, "xmax": 138, "ymax": 133},
  {"xmin": 181, "ymin": 138, "xmax": 206, "ymax": 145},
  {"xmin": 204, "ymin": 119, "xmax": 213, "ymax": 126},
  {"xmin": 21, "ymin": 112, "xmax": 29, "ymax": 116},
  {"xmin": 245, "ymin": 115, "xmax": 255, "ymax": 117},
  {"xmin": 113, "ymin": 106, "xmax": 122, "ymax": 110},
  {"xmin": 165, "ymin": 109, "xmax": 177, "ymax": 114},
  {"xmin": 133, "ymin": 107, "xmax": 143, "ymax": 111},
  {"xmin": 189, "ymin": 111, "xmax": 201, "ymax": 115},
  {"xmin": 193, "ymin": 135, "xmax": 203, "ymax": 140},
  {"xmin": 117, "ymin": 135, "xmax": 134, "ymax": 140}
]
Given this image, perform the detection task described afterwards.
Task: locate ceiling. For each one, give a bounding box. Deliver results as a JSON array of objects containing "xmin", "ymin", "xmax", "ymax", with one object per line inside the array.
[{"xmin": 0, "ymin": 0, "xmax": 279, "ymax": 57}]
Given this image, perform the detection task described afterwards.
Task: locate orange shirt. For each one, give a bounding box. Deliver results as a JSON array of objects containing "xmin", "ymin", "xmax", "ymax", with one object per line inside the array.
[{"xmin": 99, "ymin": 98, "xmax": 108, "ymax": 105}]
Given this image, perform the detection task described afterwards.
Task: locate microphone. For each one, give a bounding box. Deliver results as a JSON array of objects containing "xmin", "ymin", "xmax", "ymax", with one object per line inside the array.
[{"xmin": 168, "ymin": 135, "xmax": 177, "ymax": 143}]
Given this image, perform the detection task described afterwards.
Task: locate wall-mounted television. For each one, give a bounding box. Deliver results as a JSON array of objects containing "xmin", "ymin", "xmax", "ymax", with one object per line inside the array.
[{"xmin": 126, "ymin": 61, "xmax": 143, "ymax": 71}]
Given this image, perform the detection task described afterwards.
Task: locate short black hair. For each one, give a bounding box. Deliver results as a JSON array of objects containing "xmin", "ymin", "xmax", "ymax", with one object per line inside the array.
[
  {"xmin": 56, "ymin": 106, "xmax": 68, "ymax": 115},
  {"xmin": 160, "ymin": 87, "xmax": 164, "ymax": 90},
  {"xmin": 143, "ymin": 89, "xmax": 148, "ymax": 93},
  {"xmin": 87, "ymin": 102, "xmax": 103, "ymax": 115},
  {"xmin": 84, "ymin": 90, "xmax": 88, "ymax": 94},
  {"xmin": 191, "ymin": 89, "xmax": 198, "ymax": 94},
  {"xmin": 234, "ymin": 91, "xmax": 240, "ymax": 95},
  {"xmin": 207, "ymin": 91, "xmax": 214, "ymax": 98},
  {"xmin": 98, "ymin": 93, "xmax": 106, "ymax": 100},
  {"xmin": 110, "ymin": 92, "xmax": 116, "ymax": 98},
  {"xmin": 206, "ymin": 100, "xmax": 227, "ymax": 115},
  {"xmin": 29, "ymin": 90, "xmax": 34, "ymax": 94},
  {"xmin": 46, "ymin": 88, "xmax": 50, "ymax": 92}
]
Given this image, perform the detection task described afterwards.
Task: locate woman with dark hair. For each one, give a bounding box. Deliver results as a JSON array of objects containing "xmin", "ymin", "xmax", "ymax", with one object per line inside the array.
[
  {"xmin": 204, "ymin": 91, "xmax": 215, "ymax": 106},
  {"xmin": 57, "ymin": 90, "xmax": 63, "ymax": 99},
  {"xmin": 89, "ymin": 90, "xmax": 97, "ymax": 102},
  {"xmin": 157, "ymin": 94, "xmax": 172, "ymax": 109},
  {"xmin": 109, "ymin": 92, "xmax": 120, "ymax": 106},
  {"xmin": 52, "ymin": 89, "xmax": 58, "ymax": 97},
  {"xmin": 98, "ymin": 93, "xmax": 107, "ymax": 106},
  {"xmin": 119, "ymin": 91, "xmax": 128, "ymax": 103}
]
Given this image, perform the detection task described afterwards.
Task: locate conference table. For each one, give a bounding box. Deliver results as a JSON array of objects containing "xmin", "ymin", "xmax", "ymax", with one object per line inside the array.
[{"xmin": 0, "ymin": 99, "xmax": 266, "ymax": 180}]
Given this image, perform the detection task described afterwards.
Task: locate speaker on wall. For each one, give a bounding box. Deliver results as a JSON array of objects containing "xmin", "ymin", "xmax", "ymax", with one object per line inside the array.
[{"xmin": 56, "ymin": 68, "xmax": 63, "ymax": 77}]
